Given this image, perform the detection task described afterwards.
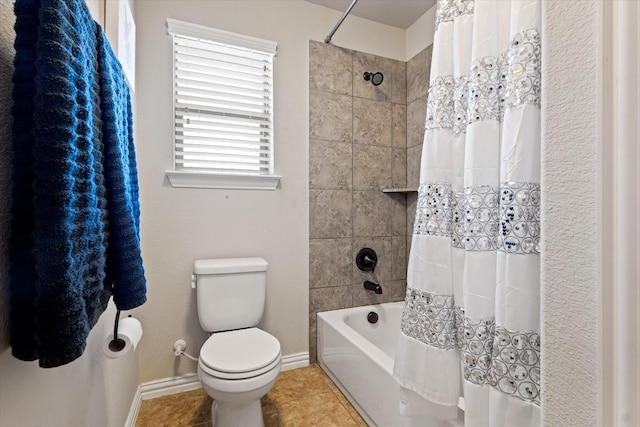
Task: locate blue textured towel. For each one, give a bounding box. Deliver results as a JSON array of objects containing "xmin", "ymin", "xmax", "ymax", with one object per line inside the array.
[{"xmin": 10, "ymin": 0, "xmax": 146, "ymax": 368}]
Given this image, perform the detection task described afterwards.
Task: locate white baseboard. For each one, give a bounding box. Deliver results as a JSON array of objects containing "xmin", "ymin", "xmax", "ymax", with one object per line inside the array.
[
  {"xmin": 124, "ymin": 373, "xmax": 200, "ymax": 427},
  {"xmin": 124, "ymin": 374, "xmax": 200, "ymax": 427},
  {"xmin": 126, "ymin": 352, "xmax": 309, "ymax": 426},
  {"xmin": 281, "ymin": 351, "xmax": 309, "ymax": 371},
  {"xmin": 124, "ymin": 386, "xmax": 142, "ymax": 427},
  {"xmin": 140, "ymin": 373, "xmax": 202, "ymax": 400}
]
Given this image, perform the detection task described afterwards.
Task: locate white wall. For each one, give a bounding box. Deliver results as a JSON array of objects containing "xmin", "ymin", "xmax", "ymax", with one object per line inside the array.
[
  {"xmin": 406, "ymin": 3, "xmax": 437, "ymax": 60},
  {"xmin": 85, "ymin": 0, "xmax": 104, "ymax": 27},
  {"xmin": 133, "ymin": 0, "xmax": 412, "ymax": 383},
  {"xmin": 541, "ymin": 1, "xmax": 600, "ymax": 425},
  {"xmin": 0, "ymin": 303, "xmax": 139, "ymax": 427},
  {"xmin": 0, "ymin": 1, "xmax": 138, "ymax": 425}
]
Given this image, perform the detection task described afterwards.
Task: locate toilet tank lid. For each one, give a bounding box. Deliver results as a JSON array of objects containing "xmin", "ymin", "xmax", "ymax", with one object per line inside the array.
[{"xmin": 194, "ymin": 257, "xmax": 268, "ymax": 275}]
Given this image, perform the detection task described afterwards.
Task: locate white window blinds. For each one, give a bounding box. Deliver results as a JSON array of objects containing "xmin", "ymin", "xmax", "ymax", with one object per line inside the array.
[{"xmin": 167, "ymin": 19, "xmax": 277, "ymax": 177}]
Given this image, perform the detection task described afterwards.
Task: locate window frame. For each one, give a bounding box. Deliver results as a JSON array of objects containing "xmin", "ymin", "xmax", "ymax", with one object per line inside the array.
[{"xmin": 165, "ymin": 19, "xmax": 281, "ymax": 190}]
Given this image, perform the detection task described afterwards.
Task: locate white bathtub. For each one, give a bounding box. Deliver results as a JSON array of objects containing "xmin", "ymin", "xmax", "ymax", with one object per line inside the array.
[{"xmin": 317, "ymin": 302, "xmax": 464, "ymax": 427}]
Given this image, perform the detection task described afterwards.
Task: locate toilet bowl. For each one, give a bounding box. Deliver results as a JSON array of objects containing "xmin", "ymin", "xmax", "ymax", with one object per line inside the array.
[
  {"xmin": 193, "ymin": 258, "xmax": 282, "ymax": 427},
  {"xmin": 198, "ymin": 328, "xmax": 281, "ymax": 427}
]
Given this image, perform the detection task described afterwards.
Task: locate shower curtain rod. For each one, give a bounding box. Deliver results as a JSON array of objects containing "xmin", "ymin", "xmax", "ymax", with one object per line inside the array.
[{"xmin": 324, "ymin": 0, "xmax": 359, "ymax": 43}]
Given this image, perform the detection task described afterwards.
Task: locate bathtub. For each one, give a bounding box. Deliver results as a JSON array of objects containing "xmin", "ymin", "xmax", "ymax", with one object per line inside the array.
[{"xmin": 317, "ymin": 302, "xmax": 464, "ymax": 427}]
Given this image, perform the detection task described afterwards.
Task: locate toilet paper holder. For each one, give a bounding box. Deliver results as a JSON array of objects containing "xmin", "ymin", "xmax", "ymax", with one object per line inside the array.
[
  {"xmin": 108, "ymin": 310, "xmax": 127, "ymax": 352},
  {"xmin": 103, "ymin": 311, "xmax": 143, "ymax": 359}
]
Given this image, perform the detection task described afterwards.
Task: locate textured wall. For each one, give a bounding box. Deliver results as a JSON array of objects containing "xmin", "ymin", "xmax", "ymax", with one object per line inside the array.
[
  {"xmin": 541, "ymin": 1, "xmax": 600, "ymax": 425},
  {"xmin": 308, "ymin": 42, "xmax": 432, "ymax": 362}
]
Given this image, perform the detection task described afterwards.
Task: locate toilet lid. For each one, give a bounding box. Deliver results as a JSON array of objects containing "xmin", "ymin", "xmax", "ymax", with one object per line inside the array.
[{"xmin": 200, "ymin": 328, "xmax": 281, "ymax": 375}]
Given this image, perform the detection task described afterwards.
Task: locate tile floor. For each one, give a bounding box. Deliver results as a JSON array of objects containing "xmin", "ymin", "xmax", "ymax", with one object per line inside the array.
[{"xmin": 135, "ymin": 364, "xmax": 368, "ymax": 427}]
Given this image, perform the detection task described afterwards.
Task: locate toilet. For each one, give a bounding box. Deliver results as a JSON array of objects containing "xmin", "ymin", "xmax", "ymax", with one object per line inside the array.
[{"xmin": 194, "ymin": 257, "xmax": 281, "ymax": 427}]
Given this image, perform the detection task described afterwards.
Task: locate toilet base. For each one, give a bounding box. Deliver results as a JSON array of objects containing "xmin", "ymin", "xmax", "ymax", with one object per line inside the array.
[{"xmin": 212, "ymin": 399, "xmax": 264, "ymax": 427}]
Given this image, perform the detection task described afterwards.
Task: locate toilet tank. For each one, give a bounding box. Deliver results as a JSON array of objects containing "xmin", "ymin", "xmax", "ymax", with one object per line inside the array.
[{"xmin": 194, "ymin": 257, "xmax": 268, "ymax": 332}]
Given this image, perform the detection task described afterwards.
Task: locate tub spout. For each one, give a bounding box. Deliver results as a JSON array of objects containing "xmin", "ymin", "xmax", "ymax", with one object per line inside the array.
[{"xmin": 363, "ymin": 280, "xmax": 382, "ymax": 294}]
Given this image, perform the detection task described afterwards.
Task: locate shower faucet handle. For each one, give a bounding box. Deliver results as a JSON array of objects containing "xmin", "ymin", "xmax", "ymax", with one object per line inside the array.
[{"xmin": 356, "ymin": 248, "xmax": 377, "ymax": 272}]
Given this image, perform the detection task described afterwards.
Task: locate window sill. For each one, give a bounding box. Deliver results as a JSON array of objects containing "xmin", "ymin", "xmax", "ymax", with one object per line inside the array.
[{"xmin": 165, "ymin": 170, "xmax": 281, "ymax": 190}]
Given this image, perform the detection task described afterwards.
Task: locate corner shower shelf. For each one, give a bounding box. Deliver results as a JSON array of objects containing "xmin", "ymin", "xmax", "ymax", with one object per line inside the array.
[{"xmin": 381, "ymin": 187, "xmax": 418, "ymax": 193}]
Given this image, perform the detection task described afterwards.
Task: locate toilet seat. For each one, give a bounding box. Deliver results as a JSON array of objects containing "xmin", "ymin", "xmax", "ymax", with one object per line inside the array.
[{"xmin": 199, "ymin": 328, "xmax": 281, "ymax": 380}]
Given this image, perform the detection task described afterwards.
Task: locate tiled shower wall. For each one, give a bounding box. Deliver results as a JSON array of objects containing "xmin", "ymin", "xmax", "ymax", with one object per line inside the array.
[
  {"xmin": 406, "ymin": 45, "xmax": 432, "ymax": 252},
  {"xmin": 308, "ymin": 41, "xmax": 432, "ymax": 362}
]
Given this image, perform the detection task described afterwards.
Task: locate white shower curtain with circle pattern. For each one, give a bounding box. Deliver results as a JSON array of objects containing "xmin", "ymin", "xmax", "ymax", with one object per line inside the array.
[{"xmin": 393, "ymin": 1, "xmax": 541, "ymax": 426}]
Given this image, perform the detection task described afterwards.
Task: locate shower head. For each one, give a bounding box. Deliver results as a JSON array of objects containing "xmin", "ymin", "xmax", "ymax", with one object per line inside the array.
[{"xmin": 363, "ymin": 71, "xmax": 384, "ymax": 86}]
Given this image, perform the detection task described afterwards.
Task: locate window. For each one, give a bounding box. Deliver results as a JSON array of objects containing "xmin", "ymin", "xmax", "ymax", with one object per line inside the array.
[{"xmin": 166, "ymin": 19, "xmax": 280, "ymax": 190}]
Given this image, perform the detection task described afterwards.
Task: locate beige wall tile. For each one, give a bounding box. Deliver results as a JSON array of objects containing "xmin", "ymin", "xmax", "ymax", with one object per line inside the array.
[
  {"xmin": 309, "ymin": 285, "xmax": 353, "ymax": 338},
  {"xmin": 309, "ymin": 40, "xmax": 352, "ymax": 95},
  {"xmin": 353, "ymin": 144, "xmax": 392, "ymax": 190},
  {"xmin": 392, "ymin": 103, "xmax": 407, "ymax": 148},
  {"xmin": 309, "ymin": 140, "xmax": 352, "ymax": 190},
  {"xmin": 309, "ymin": 284, "xmax": 353, "ymax": 362},
  {"xmin": 353, "ymin": 97, "xmax": 392, "ymax": 146},
  {"xmin": 407, "ymin": 193, "xmax": 418, "ymax": 255},
  {"xmin": 309, "ymin": 90, "xmax": 352, "ymax": 142},
  {"xmin": 407, "ymin": 192, "xmax": 418, "ymax": 236},
  {"xmin": 309, "ymin": 238, "xmax": 352, "ymax": 288},
  {"xmin": 407, "ymin": 144, "xmax": 422, "ymax": 189},
  {"xmin": 353, "ymin": 51, "xmax": 394, "ymax": 102},
  {"xmin": 391, "ymin": 60, "xmax": 407, "ymax": 105},
  {"xmin": 308, "ymin": 337, "xmax": 318, "ymax": 364},
  {"xmin": 309, "ymin": 189, "xmax": 352, "ymax": 239},
  {"xmin": 309, "ymin": 285, "xmax": 353, "ymax": 314},
  {"xmin": 407, "ymin": 96, "xmax": 427, "ymax": 148},
  {"xmin": 391, "ymin": 236, "xmax": 407, "ymax": 281},
  {"xmin": 391, "ymin": 61, "xmax": 407, "ymax": 105},
  {"xmin": 387, "ymin": 279, "xmax": 408, "ymax": 302},
  {"xmin": 392, "ymin": 148, "xmax": 407, "ymax": 188},
  {"xmin": 390, "ymin": 193, "xmax": 407, "ymax": 236},
  {"xmin": 353, "ymin": 191, "xmax": 392, "ymax": 237},
  {"xmin": 407, "ymin": 44, "xmax": 432, "ymax": 103}
]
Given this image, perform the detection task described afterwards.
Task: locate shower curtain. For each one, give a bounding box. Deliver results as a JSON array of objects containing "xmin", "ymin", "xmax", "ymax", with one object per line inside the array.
[{"xmin": 393, "ymin": 1, "xmax": 541, "ymax": 426}]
